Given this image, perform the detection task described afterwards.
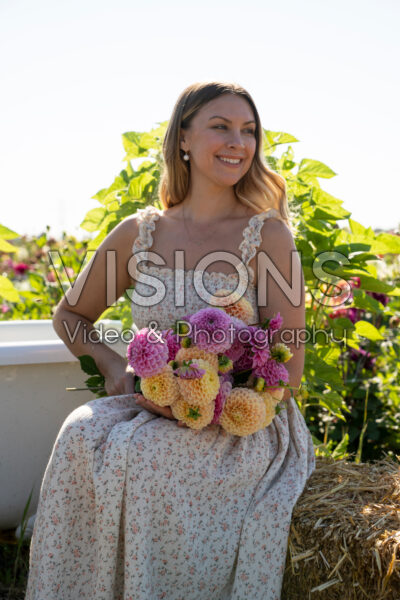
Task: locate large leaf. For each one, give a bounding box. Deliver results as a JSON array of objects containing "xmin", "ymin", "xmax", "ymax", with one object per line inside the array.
[
  {"xmin": 354, "ymin": 320, "xmax": 385, "ymax": 341},
  {"xmin": 358, "ymin": 274, "xmax": 395, "ymax": 294},
  {"xmin": 0, "ymin": 238, "xmax": 17, "ymax": 252},
  {"xmin": 375, "ymin": 232, "xmax": 400, "ymax": 254},
  {"xmin": 298, "ymin": 159, "xmax": 337, "ymax": 179},
  {"xmin": 312, "ymin": 189, "xmax": 352, "ymax": 219},
  {"xmin": 87, "ymin": 229, "xmax": 108, "ymax": 251},
  {"xmin": 305, "ymin": 347, "xmax": 344, "ymax": 387},
  {"xmin": 351, "ymin": 289, "xmax": 383, "ymax": 312},
  {"xmin": 0, "ymin": 224, "xmax": 19, "ymax": 240},
  {"xmin": 80, "ymin": 208, "xmax": 107, "ymax": 232},
  {"xmin": 0, "ymin": 276, "xmax": 20, "ymax": 302},
  {"xmin": 122, "ymin": 131, "xmax": 156, "ymax": 160},
  {"xmin": 78, "ymin": 354, "xmax": 102, "ymax": 376},
  {"xmin": 311, "ymin": 390, "xmax": 349, "ymax": 419},
  {"xmin": 262, "ymin": 130, "xmax": 299, "ymax": 155},
  {"xmin": 128, "ymin": 172, "xmax": 155, "ymax": 199}
]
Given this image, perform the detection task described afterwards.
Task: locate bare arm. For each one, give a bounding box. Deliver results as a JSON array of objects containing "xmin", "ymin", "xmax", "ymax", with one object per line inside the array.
[
  {"xmin": 255, "ymin": 218, "xmax": 306, "ymax": 403},
  {"xmin": 53, "ymin": 216, "xmax": 139, "ymax": 395},
  {"xmin": 53, "ymin": 214, "xmax": 188, "ymax": 425}
]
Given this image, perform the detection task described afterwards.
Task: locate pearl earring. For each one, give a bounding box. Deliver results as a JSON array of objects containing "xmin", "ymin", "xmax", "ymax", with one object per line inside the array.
[{"xmin": 183, "ymin": 151, "xmax": 190, "ymax": 161}]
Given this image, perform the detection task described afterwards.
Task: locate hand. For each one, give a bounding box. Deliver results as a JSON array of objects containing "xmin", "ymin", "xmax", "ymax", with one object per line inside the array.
[
  {"xmin": 133, "ymin": 393, "xmax": 188, "ymax": 428},
  {"xmin": 102, "ymin": 354, "xmax": 136, "ymax": 396}
]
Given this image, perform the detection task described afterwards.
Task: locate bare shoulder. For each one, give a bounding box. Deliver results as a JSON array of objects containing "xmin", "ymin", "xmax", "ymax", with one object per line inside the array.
[
  {"xmin": 101, "ymin": 213, "xmax": 140, "ymax": 251},
  {"xmin": 259, "ymin": 216, "xmax": 297, "ymax": 255}
]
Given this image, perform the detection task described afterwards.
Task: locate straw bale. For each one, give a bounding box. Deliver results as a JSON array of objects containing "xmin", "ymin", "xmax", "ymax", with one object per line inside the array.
[{"xmin": 282, "ymin": 454, "xmax": 400, "ymax": 599}]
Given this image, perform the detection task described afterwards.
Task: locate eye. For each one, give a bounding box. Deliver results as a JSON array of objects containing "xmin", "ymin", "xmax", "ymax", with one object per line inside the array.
[{"xmin": 213, "ymin": 125, "xmax": 255, "ymax": 135}]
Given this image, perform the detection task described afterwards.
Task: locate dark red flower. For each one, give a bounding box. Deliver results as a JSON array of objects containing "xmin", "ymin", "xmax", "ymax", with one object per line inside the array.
[
  {"xmin": 13, "ymin": 262, "xmax": 29, "ymax": 275},
  {"xmin": 349, "ymin": 348, "xmax": 376, "ymax": 371},
  {"xmin": 366, "ymin": 291, "xmax": 390, "ymax": 306},
  {"xmin": 328, "ymin": 307, "xmax": 362, "ymax": 323}
]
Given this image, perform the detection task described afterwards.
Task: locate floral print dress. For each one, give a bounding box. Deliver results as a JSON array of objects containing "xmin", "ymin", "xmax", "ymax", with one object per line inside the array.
[{"xmin": 25, "ymin": 205, "xmax": 316, "ymax": 600}]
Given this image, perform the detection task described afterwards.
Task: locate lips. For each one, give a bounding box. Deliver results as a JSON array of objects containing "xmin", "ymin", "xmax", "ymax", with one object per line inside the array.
[{"xmin": 216, "ymin": 156, "xmax": 243, "ymax": 167}]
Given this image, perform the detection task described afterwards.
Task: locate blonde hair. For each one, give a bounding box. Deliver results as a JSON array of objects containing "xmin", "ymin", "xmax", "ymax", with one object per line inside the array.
[{"xmin": 158, "ymin": 81, "xmax": 292, "ymax": 230}]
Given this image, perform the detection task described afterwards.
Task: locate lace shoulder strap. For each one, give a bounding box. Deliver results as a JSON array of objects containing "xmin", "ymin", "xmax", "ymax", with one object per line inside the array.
[
  {"xmin": 238, "ymin": 208, "xmax": 281, "ymax": 284},
  {"xmin": 132, "ymin": 205, "xmax": 162, "ymax": 258}
]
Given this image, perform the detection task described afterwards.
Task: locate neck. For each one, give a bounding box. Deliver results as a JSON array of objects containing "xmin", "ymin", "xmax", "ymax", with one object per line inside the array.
[{"xmin": 181, "ymin": 185, "xmax": 241, "ymax": 225}]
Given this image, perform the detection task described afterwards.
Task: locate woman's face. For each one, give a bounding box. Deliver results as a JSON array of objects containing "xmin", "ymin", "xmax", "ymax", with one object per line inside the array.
[{"xmin": 180, "ymin": 94, "xmax": 257, "ymax": 188}]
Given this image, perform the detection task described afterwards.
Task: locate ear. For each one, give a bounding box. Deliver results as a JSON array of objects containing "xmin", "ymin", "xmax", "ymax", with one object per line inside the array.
[{"xmin": 179, "ymin": 127, "xmax": 189, "ymax": 151}]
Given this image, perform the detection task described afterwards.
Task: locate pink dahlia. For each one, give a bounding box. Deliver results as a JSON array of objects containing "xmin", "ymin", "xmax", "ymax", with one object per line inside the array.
[
  {"xmin": 173, "ymin": 361, "xmax": 206, "ymax": 379},
  {"xmin": 253, "ymin": 358, "xmax": 289, "ymax": 387},
  {"xmin": 211, "ymin": 378, "xmax": 232, "ymax": 425},
  {"xmin": 232, "ymin": 348, "xmax": 253, "ymax": 373},
  {"xmin": 224, "ymin": 316, "xmax": 247, "ymax": 361},
  {"xmin": 251, "ymin": 346, "xmax": 271, "ymax": 370},
  {"xmin": 219, "ymin": 371, "xmax": 234, "ymax": 386},
  {"xmin": 249, "ymin": 328, "xmax": 269, "ymax": 352},
  {"xmin": 162, "ymin": 328, "xmax": 181, "ymax": 361},
  {"xmin": 269, "ymin": 313, "xmax": 283, "ymax": 335},
  {"xmin": 126, "ymin": 327, "xmax": 169, "ymax": 377},
  {"xmin": 189, "ymin": 308, "xmax": 233, "ymax": 353}
]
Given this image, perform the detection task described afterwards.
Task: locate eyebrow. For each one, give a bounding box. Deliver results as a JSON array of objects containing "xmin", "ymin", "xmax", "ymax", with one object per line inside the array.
[{"xmin": 208, "ymin": 115, "xmax": 256, "ymax": 125}]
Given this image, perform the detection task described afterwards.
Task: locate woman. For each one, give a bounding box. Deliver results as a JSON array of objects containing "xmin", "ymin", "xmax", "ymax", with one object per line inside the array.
[{"xmin": 25, "ymin": 81, "xmax": 316, "ymax": 600}]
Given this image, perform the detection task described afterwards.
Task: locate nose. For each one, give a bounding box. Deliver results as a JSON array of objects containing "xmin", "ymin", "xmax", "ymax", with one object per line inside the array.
[{"xmin": 227, "ymin": 130, "xmax": 246, "ymax": 148}]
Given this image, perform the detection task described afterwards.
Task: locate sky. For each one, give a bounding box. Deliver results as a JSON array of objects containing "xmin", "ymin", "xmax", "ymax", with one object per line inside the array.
[{"xmin": 1, "ymin": 0, "xmax": 399, "ymax": 239}]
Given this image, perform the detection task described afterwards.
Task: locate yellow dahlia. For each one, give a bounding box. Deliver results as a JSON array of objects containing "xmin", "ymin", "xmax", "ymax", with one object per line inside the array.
[
  {"xmin": 270, "ymin": 342, "xmax": 293, "ymax": 363},
  {"xmin": 269, "ymin": 387, "xmax": 285, "ymax": 403},
  {"xmin": 140, "ymin": 363, "xmax": 180, "ymax": 407},
  {"xmin": 219, "ymin": 387, "xmax": 266, "ymax": 436},
  {"xmin": 170, "ymin": 396, "xmax": 215, "ymax": 430},
  {"xmin": 210, "ymin": 288, "xmax": 254, "ymax": 325},
  {"xmin": 176, "ymin": 358, "xmax": 219, "ymax": 407},
  {"xmin": 175, "ymin": 346, "xmax": 218, "ymax": 371},
  {"xmin": 257, "ymin": 390, "xmax": 278, "ymax": 428}
]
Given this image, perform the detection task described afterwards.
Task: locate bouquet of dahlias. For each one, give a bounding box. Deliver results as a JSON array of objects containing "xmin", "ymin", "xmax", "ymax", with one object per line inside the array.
[{"xmin": 127, "ymin": 288, "xmax": 294, "ymax": 436}]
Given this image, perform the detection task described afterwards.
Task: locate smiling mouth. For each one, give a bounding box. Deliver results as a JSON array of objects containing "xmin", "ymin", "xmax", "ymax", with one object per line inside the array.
[{"xmin": 216, "ymin": 156, "xmax": 243, "ymax": 167}]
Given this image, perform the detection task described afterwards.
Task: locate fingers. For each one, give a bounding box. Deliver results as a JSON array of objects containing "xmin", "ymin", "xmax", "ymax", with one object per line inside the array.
[
  {"xmin": 134, "ymin": 395, "xmax": 188, "ymax": 427},
  {"xmin": 124, "ymin": 372, "xmax": 136, "ymax": 395}
]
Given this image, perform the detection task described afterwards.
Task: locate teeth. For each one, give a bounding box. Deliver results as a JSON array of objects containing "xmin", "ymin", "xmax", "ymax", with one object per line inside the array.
[{"xmin": 218, "ymin": 157, "xmax": 241, "ymax": 164}]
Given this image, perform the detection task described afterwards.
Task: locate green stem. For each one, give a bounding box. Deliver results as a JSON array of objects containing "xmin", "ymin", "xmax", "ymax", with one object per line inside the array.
[
  {"xmin": 355, "ymin": 385, "xmax": 369, "ymax": 464},
  {"xmin": 66, "ymin": 387, "xmax": 105, "ymax": 392}
]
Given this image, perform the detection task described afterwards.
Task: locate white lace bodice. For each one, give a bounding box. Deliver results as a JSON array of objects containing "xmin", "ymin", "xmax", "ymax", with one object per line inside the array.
[{"xmin": 130, "ymin": 204, "xmax": 280, "ymax": 331}]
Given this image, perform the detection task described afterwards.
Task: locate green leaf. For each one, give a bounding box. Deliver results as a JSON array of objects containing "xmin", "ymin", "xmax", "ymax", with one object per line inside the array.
[
  {"xmin": 87, "ymin": 229, "xmax": 107, "ymax": 250},
  {"xmin": 28, "ymin": 273, "xmax": 45, "ymax": 292},
  {"xmin": 262, "ymin": 130, "xmax": 299, "ymax": 155},
  {"xmin": 317, "ymin": 344, "xmax": 341, "ymax": 365},
  {"xmin": 78, "ymin": 355, "xmax": 102, "ymax": 376},
  {"xmin": 354, "ymin": 320, "xmax": 384, "ymax": 341},
  {"xmin": 358, "ymin": 274, "xmax": 395, "ymax": 294},
  {"xmin": 305, "ymin": 347, "xmax": 344, "ymax": 387},
  {"xmin": 122, "ymin": 132, "xmax": 154, "ymax": 159},
  {"xmin": 332, "ymin": 433, "xmax": 350, "ymax": 459},
  {"xmin": 0, "ymin": 224, "xmax": 20, "ymax": 240},
  {"xmin": 80, "ymin": 207, "xmax": 107, "ymax": 232},
  {"xmin": 298, "ymin": 159, "xmax": 337, "ymax": 179},
  {"xmin": 374, "ymin": 232, "xmax": 400, "ymax": 254},
  {"xmin": 387, "ymin": 286, "xmax": 400, "ymax": 296},
  {"xmin": 348, "ymin": 219, "xmax": 366, "ymax": 235},
  {"xmin": 352, "ymin": 289, "xmax": 382, "ymax": 312},
  {"xmin": 311, "ymin": 190, "xmax": 351, "ymax": 220},
  {"xmin": 128, "ymin": 172, "xmax": 153, "ymax": 199},
  {"xmin": 85, "ymin": 375, "xmax": 105, "ymax": 388},
  {"xmin": 318, "ymin": 390, "xmax": 349, "ymax": 419},
  {"xmin": 330, "ymin": 317, "xmax": 355, "ymax": 330},
  {"xmin": 0, "ymin": 275, "xmax": 20, "ymax": 302},
  {"xmin": 0, "ymin": 238, "xmax": 17, "ymax": 252}
]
